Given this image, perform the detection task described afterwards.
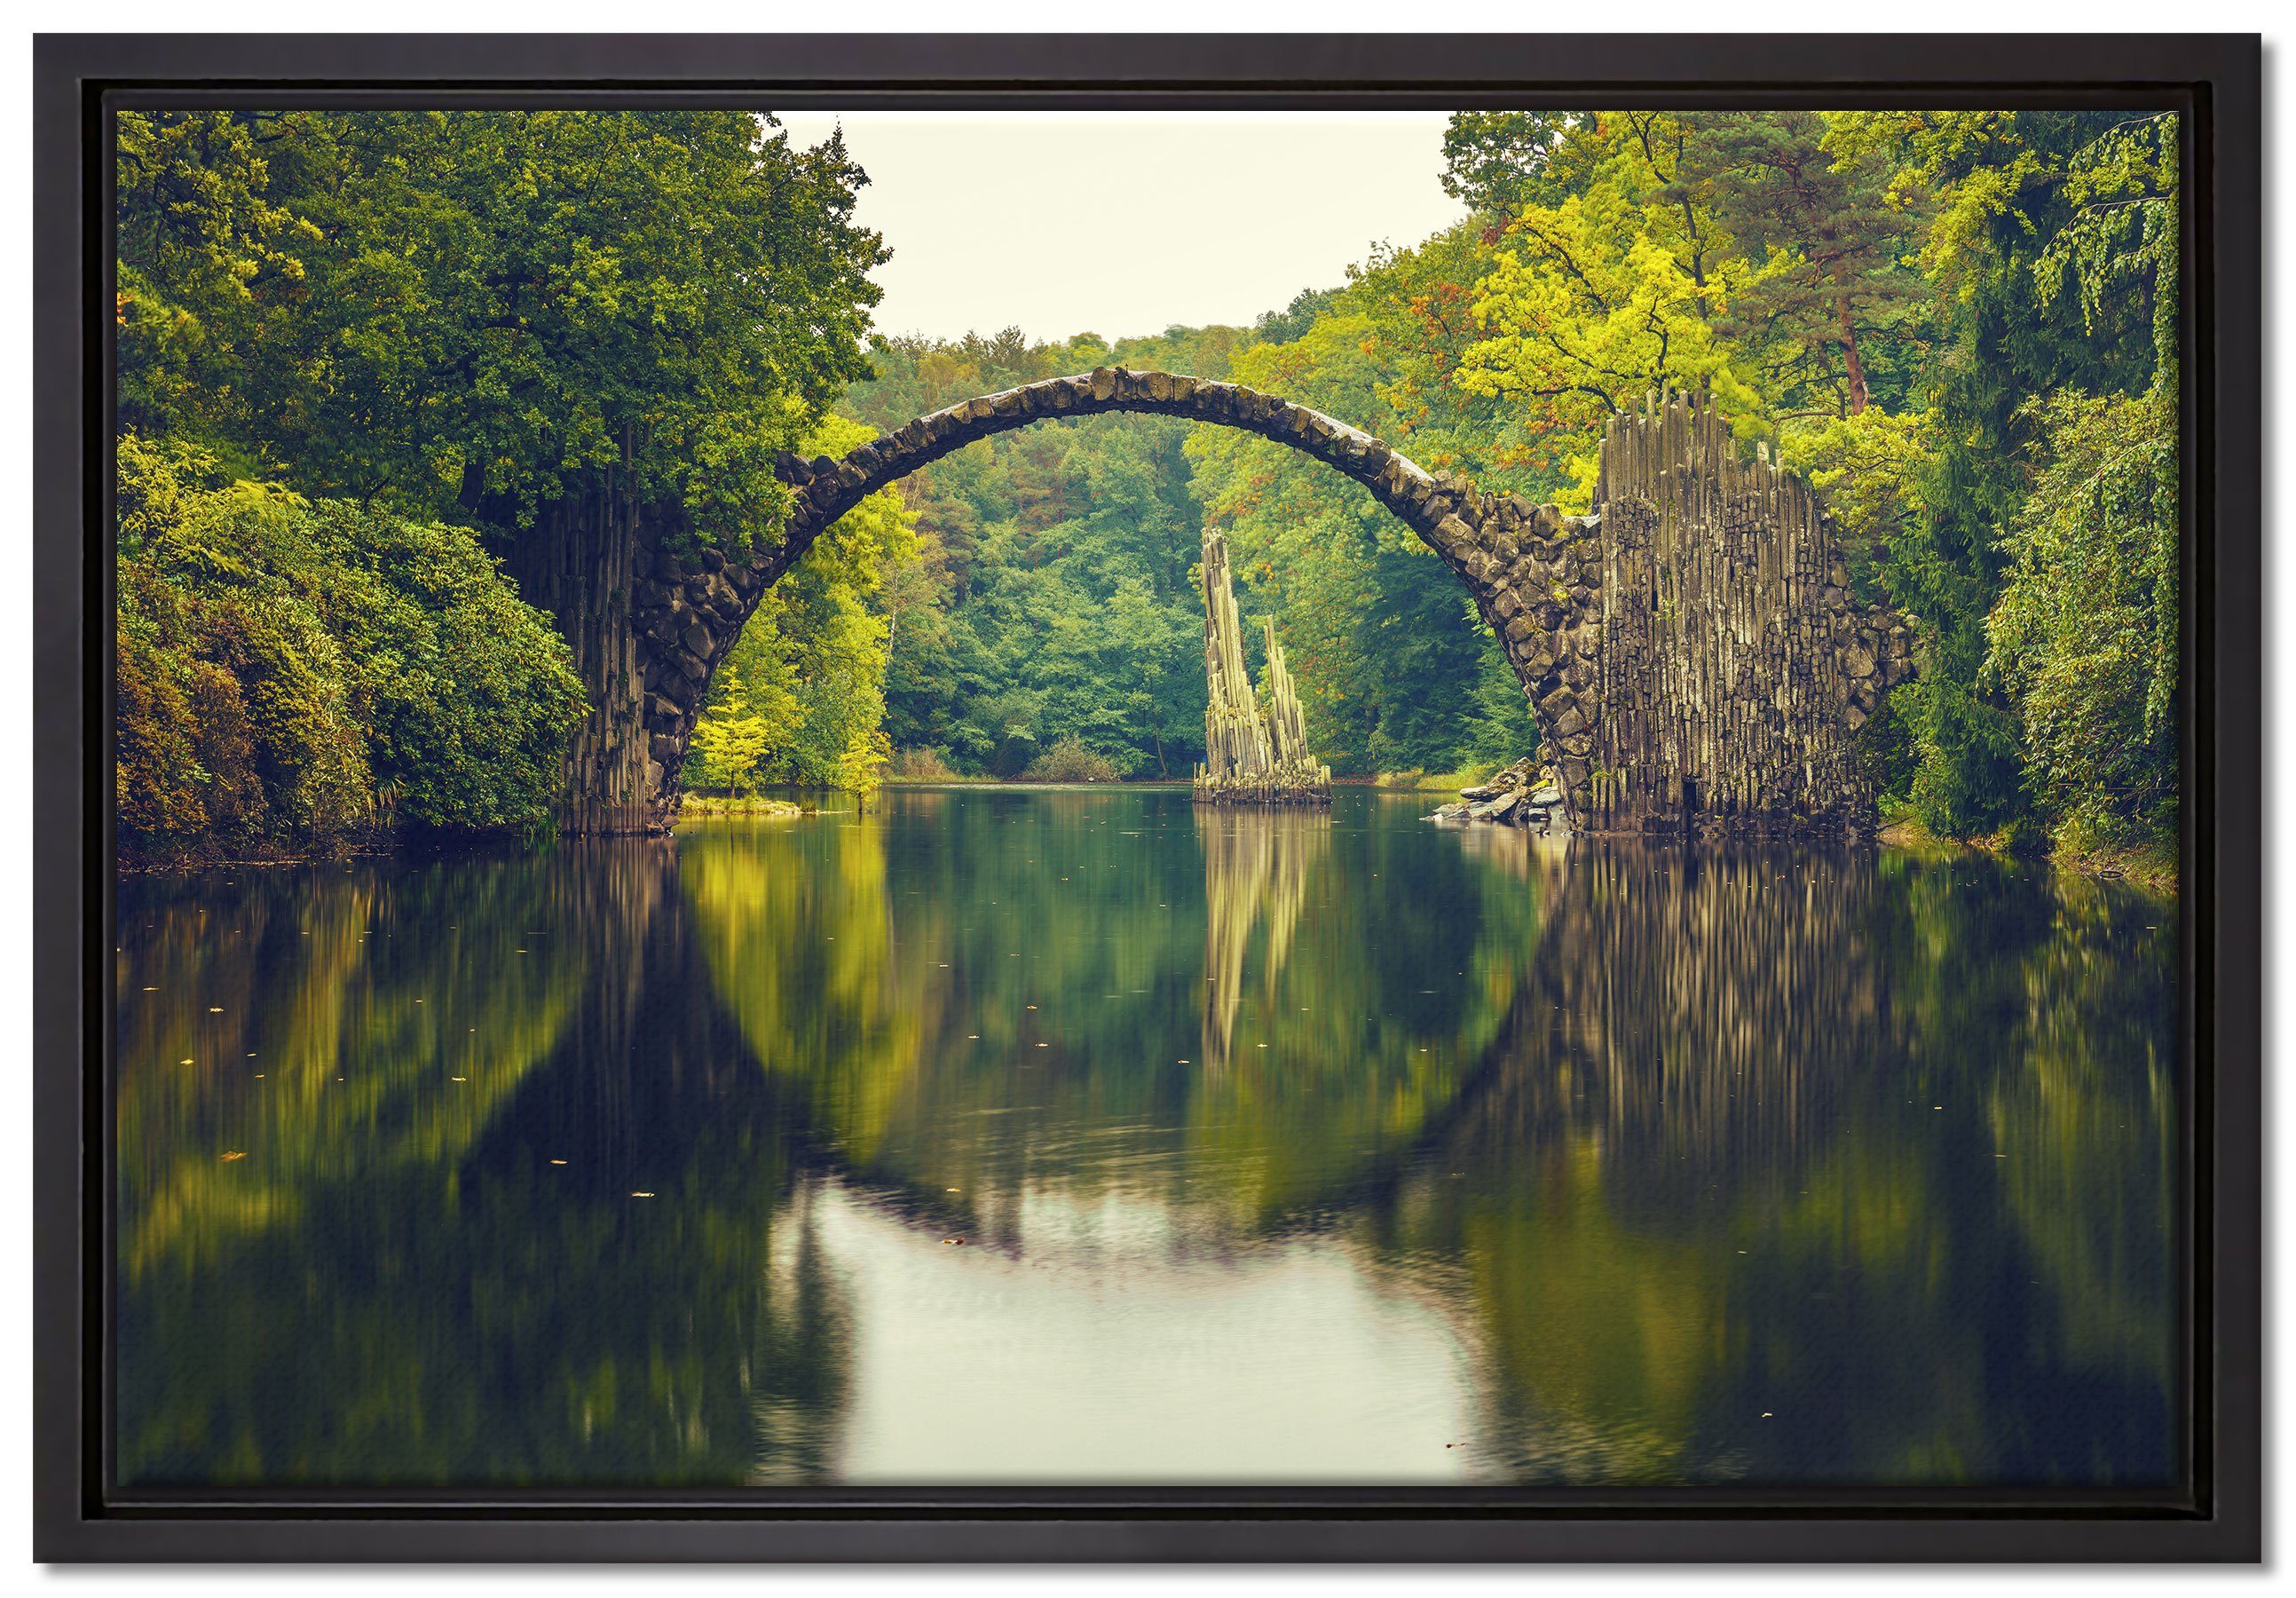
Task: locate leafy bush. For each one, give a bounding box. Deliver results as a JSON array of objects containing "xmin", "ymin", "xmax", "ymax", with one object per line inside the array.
[
  {"xmin": 306, "ymin": 505, "xmax": 587, "ymax": 833},
  {"xmin": 1985, "ymin": 383, "xmax": 2179, "ymax": 849},
  {"xmin": 1021, "ymin": 737, "xmax": 1121, "ymax": 784},
  {"xmin": 115, "ymin": 435, "xmax": 584, "ymax": 858},
  {"xmin": 888, "ymin": 746, "xmax": 958, "ymax": 779}
]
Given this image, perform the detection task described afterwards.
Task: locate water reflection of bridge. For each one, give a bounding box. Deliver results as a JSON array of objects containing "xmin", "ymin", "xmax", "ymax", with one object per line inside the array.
[
  {"xmin": 1289, "ymin": 834, "xmax": 1890, "ymax": 1221},
  {"xmin": 114, "ymin": 809, "xmax": 2174, "ymax": 1488},
  {"xmin": 113, "ymin": 827, "xmax": 1898, "ymax": 1482}
]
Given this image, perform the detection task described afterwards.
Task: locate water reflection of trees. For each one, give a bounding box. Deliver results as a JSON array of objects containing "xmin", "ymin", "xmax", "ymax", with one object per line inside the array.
[
  {"xmin": 117, "ymin": 805, "xmax": 2177, "ymax": 1491},
  {"xmin": 115, "ymin": 844, "xmax": 848, "ymax": 1488},
  {"xmin": 1349, "ymin": 842, "xmax": 2179, "ymax": 1487}
]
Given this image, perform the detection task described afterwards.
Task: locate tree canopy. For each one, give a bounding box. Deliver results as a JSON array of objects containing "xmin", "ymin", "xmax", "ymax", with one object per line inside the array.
[{"xmin": 119, "ymin": 109, "xmax": 886, "ymax": 554}]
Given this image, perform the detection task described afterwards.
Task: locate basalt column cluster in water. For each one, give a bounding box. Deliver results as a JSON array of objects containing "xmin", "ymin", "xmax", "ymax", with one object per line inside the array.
[{"xmin": 1194, "ymin": 530, "xmax": 1330, "ymax": 806}]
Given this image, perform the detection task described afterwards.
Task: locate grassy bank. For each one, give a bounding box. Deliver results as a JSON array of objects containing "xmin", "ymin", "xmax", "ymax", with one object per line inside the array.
[
  {"xmin": 1877, "ymin": 816, "xmax": 2177, "ymax": 896},
  {"xmin": 1343, "ymin": 767, "xmax": 1498, "ymax": 794},
  {"xmin": 676, "ymin": 794, "xmax": 805, "ymax": 819},
  {"xmin": 883, "ymin": 774, "xmax": 1190, "ymax": 787}
]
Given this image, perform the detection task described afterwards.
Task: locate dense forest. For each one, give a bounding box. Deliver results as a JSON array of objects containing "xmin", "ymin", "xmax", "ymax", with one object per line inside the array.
[{"xmin": 115, "ymin": 108, "xmax": 2180, "ymax": 868}]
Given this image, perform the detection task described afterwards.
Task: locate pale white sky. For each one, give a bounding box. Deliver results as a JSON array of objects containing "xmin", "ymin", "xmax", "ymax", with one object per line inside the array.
[{"xmin": 769, "ymin": 112, "xmax": 1466, "ymax": 345}]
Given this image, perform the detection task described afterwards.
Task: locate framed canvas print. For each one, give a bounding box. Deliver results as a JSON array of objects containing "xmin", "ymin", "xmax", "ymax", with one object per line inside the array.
[{"xmin": 31, "ymin": 32, "xmax": 2260, "ymax": 1562}]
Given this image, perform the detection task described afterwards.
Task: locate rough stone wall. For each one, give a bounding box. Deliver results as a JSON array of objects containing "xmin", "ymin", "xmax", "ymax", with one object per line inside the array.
[
  {"xmin": 626, "ymin": 534, "xmax": 782, "ymax": 824},
  {"xmin": 1586, "ymin": 392, "xmax": 1916, "ymax": 836},
  {"xmin": 618, "ymin": 367, "xmax": 1911, "ymax": 837}
]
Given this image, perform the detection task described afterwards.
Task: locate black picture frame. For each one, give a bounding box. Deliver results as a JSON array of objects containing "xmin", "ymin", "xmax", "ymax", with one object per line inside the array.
[{"xmin": 33, "ymin": 32, "xmax": 2261, "ymax": 1563}]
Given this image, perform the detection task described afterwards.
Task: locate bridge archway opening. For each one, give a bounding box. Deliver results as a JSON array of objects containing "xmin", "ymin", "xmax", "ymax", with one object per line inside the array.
[{"xmin": 616, "ymin": 368, "xmax": 1912, "ymax": 838}]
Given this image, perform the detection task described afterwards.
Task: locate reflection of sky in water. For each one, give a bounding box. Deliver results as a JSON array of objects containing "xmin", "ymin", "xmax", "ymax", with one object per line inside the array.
[
  {"xmin": 793, "ymin": 1180, "xmax": 1479, "ymax": 1483},
  {"xmin": 113, "ymin": 787, "xmax": 2182, "ymax": 1491}
]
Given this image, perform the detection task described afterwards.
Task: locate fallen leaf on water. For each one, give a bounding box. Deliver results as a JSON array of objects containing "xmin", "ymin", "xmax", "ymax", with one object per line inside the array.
[
  {"xmin": 178, "ymin": 1058, "xmax": 193, "ymax": 1065},
  {"xmin": 208, "ymin": 1007, "xmax": 223, "ymax": 1013},
  {"xmin": 549, "ymin": 1159, "xmax": 567, "ymax": 1166},
  {"xmin": 450, "ymin": 1076, "xmax": 467, "ymax": 1082},
  {"xmin": 631, "ymin": 1191, "xmax": 656, "ymax": 1198},
  {"xmin": 941, "ymin": 1237, "xmax": 967, "ymax": 1246},
  {"xmin": 220, "ymin": 1151, "xmax": 246, "ymax": 1161}
]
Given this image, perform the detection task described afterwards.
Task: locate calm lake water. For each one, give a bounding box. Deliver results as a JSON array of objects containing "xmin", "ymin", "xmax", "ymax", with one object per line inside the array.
[{"xmin": 114, "ymin": 787, "xmax": 2182, "ymax": 1489}]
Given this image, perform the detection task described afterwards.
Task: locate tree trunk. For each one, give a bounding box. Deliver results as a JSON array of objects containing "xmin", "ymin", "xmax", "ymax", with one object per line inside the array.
[
  {"xmin": 1833, "ymin": 276, "xmax": 1869, "ymax": 415},
  {"xmin": 505, "ymin": 476, "xmax": 664, "ymax": 836}
]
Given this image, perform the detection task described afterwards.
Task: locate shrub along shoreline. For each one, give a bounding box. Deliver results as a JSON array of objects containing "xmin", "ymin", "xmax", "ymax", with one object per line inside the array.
[{"xmin": 114, "ymin": 436, "xmax": 586, "ymax": 866}]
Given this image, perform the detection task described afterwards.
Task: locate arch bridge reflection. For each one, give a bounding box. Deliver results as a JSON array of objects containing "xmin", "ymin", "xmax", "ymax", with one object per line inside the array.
[{"xmin": 113, "ymin": 793, "xmax": 2177, "ymax": 1489}]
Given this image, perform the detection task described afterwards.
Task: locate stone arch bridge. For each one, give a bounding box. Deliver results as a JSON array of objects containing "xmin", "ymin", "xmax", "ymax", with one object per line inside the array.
[{"xmin": 610, "ymin": 368, "xmax": 1913, "ymax": 836}]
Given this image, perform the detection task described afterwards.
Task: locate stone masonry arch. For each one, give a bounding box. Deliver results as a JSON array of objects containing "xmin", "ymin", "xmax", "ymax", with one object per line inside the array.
[{"xmin": 619, "ymin": 368, "xmax": 1913, "ymax": 835}]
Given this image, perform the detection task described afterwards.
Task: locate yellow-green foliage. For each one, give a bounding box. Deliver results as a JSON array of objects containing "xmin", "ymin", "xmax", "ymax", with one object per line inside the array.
[{"xmin": 686, "ymin": 414, "xmax": 913, "ymax": 799}]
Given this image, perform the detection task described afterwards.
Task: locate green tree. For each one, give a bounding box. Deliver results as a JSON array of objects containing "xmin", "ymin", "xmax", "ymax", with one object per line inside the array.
[
  {"xmin": 1692, "ymin": 112, "xmax": 1929, "ymax": 418},
  {"xmin": 1187, "ymin": 230, "xmax": 1546, "ymax": 775},
  {"xmin": 1453, "ymin": 113, "xmax": 1767, "ymax": 506},
  {"xmin": 687, "ymin": 676, "xmax": 778, "ymax": 800},
  {"xmin": 842, "ymin": 328, "xmax": 1235, "ymax": 779},
  {"xmin": 687, "ymin": 415, "xmax": 914, "ymax": 797},
  {"xmin": 1823, "ymin": 110, "xmax": 2175, "ymax": 838},
  {"xmin": 114, "ymin": 109, "xmax": 886, "ymax": 827},
  {"xmin": 1984, "ymin": 115, "xmax": 2181, "ymax": 851}
]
